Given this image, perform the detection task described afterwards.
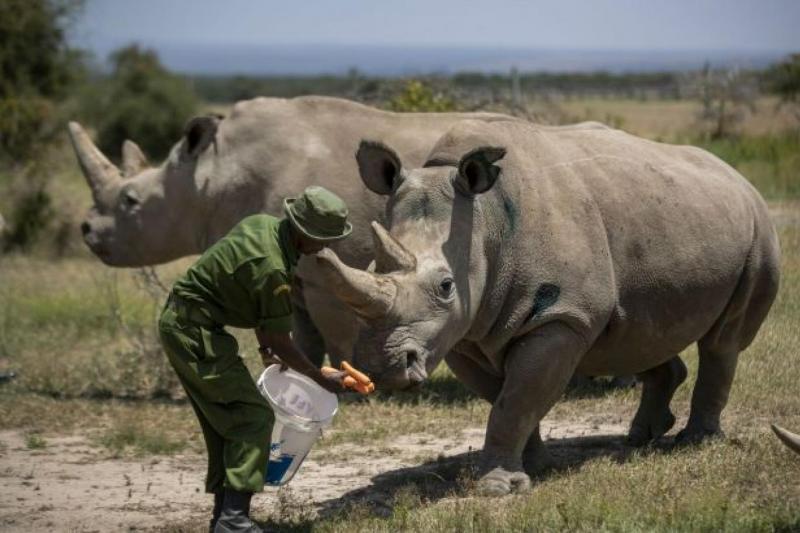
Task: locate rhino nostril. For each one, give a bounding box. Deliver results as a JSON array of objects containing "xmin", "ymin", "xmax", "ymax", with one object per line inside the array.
[
  {"xmin": 80, "ymin": 221, "xmax": 91, "ymax": 236},
  {"xmin": 405, "ymin": 350, "xmax": 419, "ymax": 370}
]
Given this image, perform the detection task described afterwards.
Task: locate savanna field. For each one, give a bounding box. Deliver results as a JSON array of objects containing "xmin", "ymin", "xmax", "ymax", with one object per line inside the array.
[{"xmin": 1, "ymin": 96, "xmax": 799, "ymax": 531}]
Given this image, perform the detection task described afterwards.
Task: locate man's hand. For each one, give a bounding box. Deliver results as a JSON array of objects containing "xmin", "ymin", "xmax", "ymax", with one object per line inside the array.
[
  {"xmin": 313, "ymin": 372, "xmax": 346, "ymax": 394},
  {"xmin": 255, "ymin": 328, "xmax": 344, "ymax": 393},
  {"xmin": 258, "ymin": 345, "xmax": 287, "ymax": 370}
]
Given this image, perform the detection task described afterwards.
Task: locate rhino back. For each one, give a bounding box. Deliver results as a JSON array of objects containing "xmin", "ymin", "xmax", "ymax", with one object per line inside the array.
[
  {"xmin": 204, "ymin": 96, "xmax": 511, "ymax": 267},
  {"xmin": 433, "ymin": 120, "xmax": 777, "ymax": 374}
]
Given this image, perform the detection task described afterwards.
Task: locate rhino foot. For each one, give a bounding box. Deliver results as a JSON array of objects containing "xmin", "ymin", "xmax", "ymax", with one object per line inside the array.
[
  {"xmin": 674, "ymin": 425, "xmax": 725, "ymax": 446},
  {"xmin": 475, "ymin": 466, "xmax": 531, "ymax": 496},
  {"xmin": 627, "ymin": 410, "xmax": 676, "ymax": 447},
  {"xmin": 522, "ymin": 441, "xmax": 554, "ymax": 475}
]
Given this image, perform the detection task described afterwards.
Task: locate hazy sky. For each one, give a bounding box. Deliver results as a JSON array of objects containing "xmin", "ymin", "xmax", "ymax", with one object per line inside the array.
[{"xmin": 72, "ymin": 0, "xmax": 800, "ymax": 53}]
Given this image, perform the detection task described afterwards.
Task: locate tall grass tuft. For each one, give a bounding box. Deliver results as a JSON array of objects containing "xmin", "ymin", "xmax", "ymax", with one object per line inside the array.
[{"xmin": 692, "ymin": 133, "xmax": 800, "ymax": 199}]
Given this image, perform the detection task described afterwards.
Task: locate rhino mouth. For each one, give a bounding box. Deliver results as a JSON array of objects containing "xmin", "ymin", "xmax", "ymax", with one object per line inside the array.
[{"xmin": 368, "ymin": 347, "xmax": 429, "ymax": 391}]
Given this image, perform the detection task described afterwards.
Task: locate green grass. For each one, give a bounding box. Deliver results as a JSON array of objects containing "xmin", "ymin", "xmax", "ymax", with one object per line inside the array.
[
  {"xmin": 24, "ymin": 433, "xmax": 46, "ymax": 449},
  {"xmin": 694, "ymin": 133, "xmax": 800, "ymax": 200}
]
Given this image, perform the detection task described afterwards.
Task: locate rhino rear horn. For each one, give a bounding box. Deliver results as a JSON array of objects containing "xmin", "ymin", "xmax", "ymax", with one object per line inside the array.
[
  {"xmin": 67, "ymin": 122, "xmax": 122, "ymax": 199},
  {"xmin": 121, "ymin": 140, "xmax": 149, "ymax": 177},
  {"xmin": 371, "ymin": 221, "xmax": 416, "ymax": 273},
  {"xmin": 315, "ymin": 247, "xmax": 396, "ymax": 319},
  {"xmin": 772, "ymin": 424, "xmax": 800, "ymax": 455}
]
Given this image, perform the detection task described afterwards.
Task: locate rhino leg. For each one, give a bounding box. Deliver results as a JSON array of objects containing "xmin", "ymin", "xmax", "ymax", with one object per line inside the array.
[
  {"xmin": 478, "ymin": 322, "xmax": 585, "ymax": 496},
  {"xmin": 676, "ymin": 346, "xmax": 739, "ymax": 444},
  {"xmin": 446, "ymin": 347, "xmax": 554, "ymax": 476},
  {"xmin": 627, "ymin": 355, "xmax": 687, "ymax": 446},
  {"xmin": 677, "ymin": 234, "xmax": 779, "ymax": 445},
  {"xmin": 445, "ymin": 345, "xmax": 502, "ymax": 402}
]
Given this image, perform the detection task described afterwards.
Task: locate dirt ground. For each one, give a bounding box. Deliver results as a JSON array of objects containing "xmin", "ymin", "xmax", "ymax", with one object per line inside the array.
[{"xmin": 0, "ymin": 417, "xmax": 629, "ymax": 532}]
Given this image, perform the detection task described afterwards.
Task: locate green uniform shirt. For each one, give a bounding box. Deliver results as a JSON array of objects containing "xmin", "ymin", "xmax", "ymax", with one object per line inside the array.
[{"xmin": 172, "ymin": 214, "xmax": 299, "ymax": 332}]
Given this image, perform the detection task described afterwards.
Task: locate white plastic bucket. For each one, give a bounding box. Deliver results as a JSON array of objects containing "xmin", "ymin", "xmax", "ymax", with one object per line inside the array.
[{"xmin": 256, "ymin": 365, "xmax": 338, "ymax": 486}]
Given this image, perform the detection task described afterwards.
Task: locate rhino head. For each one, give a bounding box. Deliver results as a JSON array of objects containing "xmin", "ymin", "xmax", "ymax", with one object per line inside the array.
[
  {"xmin": 68, "ymin": 115, "xmax": 222, "ymax": 266},
  {"xmin": 314, "ymin": 139, "xmax": 507, "ymax": 390}
]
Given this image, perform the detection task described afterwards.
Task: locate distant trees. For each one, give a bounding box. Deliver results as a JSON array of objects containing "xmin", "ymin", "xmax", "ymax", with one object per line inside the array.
[
  {"xmin": 764, "ymin": 54, "xmax": 800, "ymax": 125},
  {"xmin": 82, "ymin": 45, "xmax": 199, "ymax": 160},
  {"xmin": 688, "ymin": 63, "xmax": 757, "ymax": 139},
  {"xmin": 0, "ymin": 0, "xmax": 85, "ymax": 161}
]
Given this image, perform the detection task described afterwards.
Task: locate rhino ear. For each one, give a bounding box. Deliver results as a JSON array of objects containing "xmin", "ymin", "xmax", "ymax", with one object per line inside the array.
[
  {"xmin": 183, "ymin": 114, "xmax": 223, "ymax": 158},
  {"xmin": 356, "ymin": 140, "xmax": 403, "ymax": 195},
  {"xmin": 455, "ymin": 146, "xmax": 506, "ymax": 195}
]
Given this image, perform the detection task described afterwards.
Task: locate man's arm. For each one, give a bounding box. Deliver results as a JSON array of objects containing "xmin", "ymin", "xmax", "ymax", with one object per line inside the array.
[{"xmin": 255, "ymin": 328, "xmax": 342, "ymax": 393}]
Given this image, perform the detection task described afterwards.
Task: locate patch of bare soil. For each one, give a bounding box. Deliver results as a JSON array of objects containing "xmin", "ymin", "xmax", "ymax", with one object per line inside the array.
[{"xmin": 0, "ymin": 418, "xmax": 629, "ymax": 531}]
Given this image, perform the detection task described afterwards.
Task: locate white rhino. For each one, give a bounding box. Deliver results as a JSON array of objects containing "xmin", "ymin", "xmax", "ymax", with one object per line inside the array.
[
  {"xmin": 315, "ymin": 118, "xmax": 781, "ymax": 495},
  {"xmin": 68, "ymin": 96, "xmax": 511, "ymax": 363}
]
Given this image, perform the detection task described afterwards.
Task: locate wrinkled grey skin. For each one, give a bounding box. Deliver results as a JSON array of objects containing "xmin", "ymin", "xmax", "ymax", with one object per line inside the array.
[
  {"xmin": 316, "ymin": 118, "xmax": 781, "ymax": 495},
  {"xmin": 68, "ymin": 96, "xmax": 511, "ymax": 363}
]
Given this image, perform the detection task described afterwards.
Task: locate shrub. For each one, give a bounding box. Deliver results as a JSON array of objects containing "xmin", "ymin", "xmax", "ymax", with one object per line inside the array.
[
  {"xmin": 388, "ymin": 80, "xmax": 459, "ymax": 113},
  {"xmin": 2, "ymin": 186, "xmax": 53, "ymax": 252},
  {"xmin": 0, "ymin": 0, "xmax": 85, "ymax": 161},
  {"xmin": 84, "ymin": 45, "xmax": 199, "ymax": 161}
]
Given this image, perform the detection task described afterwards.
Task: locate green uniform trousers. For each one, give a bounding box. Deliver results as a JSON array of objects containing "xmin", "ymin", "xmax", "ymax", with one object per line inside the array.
[{"xmin": 158, "ymin": 295, "xmax": 274, "ymax": 493}]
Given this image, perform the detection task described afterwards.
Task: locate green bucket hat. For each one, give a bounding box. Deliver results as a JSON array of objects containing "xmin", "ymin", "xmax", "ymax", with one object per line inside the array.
[{"xmin": 284, "ymin": 185, "xmax": 353, "ymax": 242}]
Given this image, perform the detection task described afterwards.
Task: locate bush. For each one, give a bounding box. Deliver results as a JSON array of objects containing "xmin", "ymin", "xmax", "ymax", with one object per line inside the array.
[
  {"xmin": 2, "ymin": 187, "xmax": 53, "ymax": 252},
  {"xmin": 0, "ymin": 0, "xmax": 85, "ymax": 161},
  {"xmin": 84, "ymin": 45, "xmax": 199, "ymax": 161},
  {"xmin": 387, "ymin": 80, "xmax": 459, "ymax": 113}
]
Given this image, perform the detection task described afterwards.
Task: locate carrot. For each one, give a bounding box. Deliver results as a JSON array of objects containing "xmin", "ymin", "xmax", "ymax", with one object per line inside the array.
[
  {"xmin": 321, "ymin": 366, "xmax": 339, "ymax": 375},
  {"xmin": 341, "ymin": 361, "xmax": 372, "ymax": 386}
]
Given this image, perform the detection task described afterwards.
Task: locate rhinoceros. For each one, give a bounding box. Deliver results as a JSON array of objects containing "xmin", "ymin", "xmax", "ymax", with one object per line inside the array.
[
  {"xmin": 68, "ymin": 96, "xmax": 511, "ymax": 364},
  {"xmin": 315, "ymin": 118, "xmax": 781, "ymax": 495}
]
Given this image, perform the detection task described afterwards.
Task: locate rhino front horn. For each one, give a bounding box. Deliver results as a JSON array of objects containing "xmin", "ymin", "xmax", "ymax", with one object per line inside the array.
[
  {"xmin": 772, "ymin": 424, "xmax": 800, "ymax": 455},
  {"xmin": 315, "ymin": 247, "xmax": 396, "ymax": 319},
  {"xmin": 67, "ymin": 122, "xmax": 121, "ymax": 199}
]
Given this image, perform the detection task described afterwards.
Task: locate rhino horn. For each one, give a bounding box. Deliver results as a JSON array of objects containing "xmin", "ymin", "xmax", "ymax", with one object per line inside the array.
[
  {"xmin": 771, "ymin": 424, "xmax": 800, "ymax": 455},
  {"xmin": 121, "ymin": 139, "xmax": 149, "ymax": 177},
  {"xmin": 315, "ymin": 247, "xmax": 396, "ymax": 319},
  {"xmin": 67, "ymin": 122, "xmax": 121, "ymax": 198},
  {"xmin": 371, "ymin": 221, "xmax": 416, "ymax": 273}
]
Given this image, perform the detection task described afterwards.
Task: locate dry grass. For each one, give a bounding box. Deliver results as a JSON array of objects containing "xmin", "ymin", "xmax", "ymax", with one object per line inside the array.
[{"xmin": 558, "ymin": 96, "xmax": 798, "ymax": 139}]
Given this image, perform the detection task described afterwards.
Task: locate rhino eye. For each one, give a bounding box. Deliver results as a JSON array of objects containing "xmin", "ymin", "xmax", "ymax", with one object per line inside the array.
[
  {"xmin": 437, "ymin": 278, "xmax": 455, "ymax": 299},
  {"xmin": 122, "ymin": 190, "xmax": 140, "ymax": 209}
]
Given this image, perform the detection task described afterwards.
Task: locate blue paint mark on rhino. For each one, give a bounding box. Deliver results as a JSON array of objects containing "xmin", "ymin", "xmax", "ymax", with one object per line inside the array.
[
  {"xmin": 502, "ymin": 192, "xmax": 518, "ymax": 234},
  {"xmin": 526, "ymin": 283, "xmax": 561, "ymax": 322}
]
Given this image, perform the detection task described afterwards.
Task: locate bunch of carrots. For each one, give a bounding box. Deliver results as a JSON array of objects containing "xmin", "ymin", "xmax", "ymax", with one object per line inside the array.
[{"xmin": 321, "ymin": 362, "xmax": 375, "ymax": 394}]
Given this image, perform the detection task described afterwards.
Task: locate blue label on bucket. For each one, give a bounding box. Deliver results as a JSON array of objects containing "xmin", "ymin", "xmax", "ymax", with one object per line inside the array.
[{"xmin": 265, "ymin": 454, "xmax": 295, "ymax": 485}]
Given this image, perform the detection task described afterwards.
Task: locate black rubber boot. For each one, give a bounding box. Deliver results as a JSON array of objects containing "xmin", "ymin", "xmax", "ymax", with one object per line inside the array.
[
  {"xmin": 213, "ymin": 489, "xmax": 262, "ymax": 533},
  {"xmin": 208, "ymin": 491, "xmax": 224, "ymax": 533}
]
